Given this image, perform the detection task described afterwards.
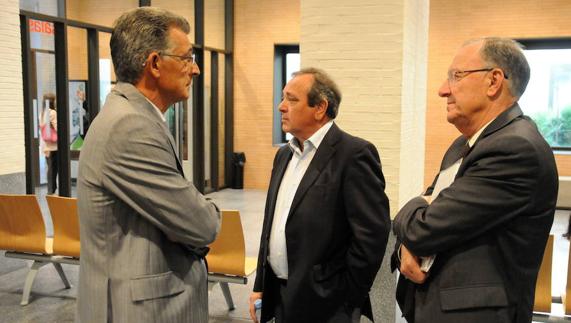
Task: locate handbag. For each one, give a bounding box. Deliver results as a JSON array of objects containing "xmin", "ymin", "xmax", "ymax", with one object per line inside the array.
[{"xmin": 41, "ymin": 123, "xmax": 57, "ymax": 143}]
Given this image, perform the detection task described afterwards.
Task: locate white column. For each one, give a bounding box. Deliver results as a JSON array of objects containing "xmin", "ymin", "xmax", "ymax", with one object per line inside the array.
[
  {"xmin": 0, "ymin": 0, "xmax": 25, "ymax": 176},
  {"xmin": 300, "ymin": 0, "xmax": 429, "ymax": 215}
]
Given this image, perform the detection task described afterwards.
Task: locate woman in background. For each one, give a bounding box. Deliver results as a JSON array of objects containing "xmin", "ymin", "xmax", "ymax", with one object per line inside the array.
[{"xmin": 40, "ymin": 93, "xmax": 58, "ymax": 194}]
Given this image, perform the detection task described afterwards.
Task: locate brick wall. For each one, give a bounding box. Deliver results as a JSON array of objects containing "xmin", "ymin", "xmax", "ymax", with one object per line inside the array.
[
  {"xmin": 0, "ymin": 0, "xmax": 25, "ymax": 175},
  {"xmin": 425, "ymin": 0, "xmax": 571, "ymax": 187},
  {"xmin": 234, "ymin": 0, "xmax": 300, "ymax": 189}
]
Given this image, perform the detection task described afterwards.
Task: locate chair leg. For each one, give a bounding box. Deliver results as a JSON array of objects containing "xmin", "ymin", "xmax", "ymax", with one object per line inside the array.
[
  {"xmin": 208, "ymin": 281, "xmax": 217, "ymax": 292},
  {"xmin": 52, "ymin": 262, "xmax": 71, "ymax": 289},
  {"xmin": 21, "ymin": 260, "xmax": 47, "ymax": 306},
  {"xmin": 219, "ymin": 282, "xmax": 235, "ymax": 310}
]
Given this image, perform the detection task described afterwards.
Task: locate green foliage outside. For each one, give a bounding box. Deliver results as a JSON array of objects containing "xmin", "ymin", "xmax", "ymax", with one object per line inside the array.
[{"xmin": 532, "ymin": 105, "xmax": 571, "ymax": 147}]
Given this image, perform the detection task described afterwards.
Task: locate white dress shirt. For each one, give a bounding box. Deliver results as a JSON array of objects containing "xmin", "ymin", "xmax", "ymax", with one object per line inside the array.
[
  {"xmin": 145, "ymin": 97, "xmax": 167, "ymax": 122},
  {"xmin": 268, "ymin": 120, "xmax": 334, "ymax": 279},
  {"xmin": 420, "ymin": 118, "xmax": 494, "ymax": 272}
]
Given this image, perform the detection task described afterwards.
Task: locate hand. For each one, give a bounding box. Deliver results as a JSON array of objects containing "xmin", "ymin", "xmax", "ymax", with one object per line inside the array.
[
  {"xmin": 249, "ymin": 292, "xmax": 263, "ymax": 323},
  {"xmin": 399, "ymin": 245, "xmax": 427, "ymax": 284}
]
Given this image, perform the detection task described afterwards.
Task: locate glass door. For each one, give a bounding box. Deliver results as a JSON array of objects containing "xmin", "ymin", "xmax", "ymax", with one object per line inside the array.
[{"xmin": 29, "ymin": 18, "xmax": 56, "ymax": 200}]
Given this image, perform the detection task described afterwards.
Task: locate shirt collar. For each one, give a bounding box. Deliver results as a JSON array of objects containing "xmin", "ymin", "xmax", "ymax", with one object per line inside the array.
[
  {"xmin": 144, "ymin": 97, "xmax": 166, "ymax": 122},
  {"xmin": 467, "ymin": 118, "xmax": 494, "ymax": 147},
  {"xmin": 288, "ymin": 120, "xmax": 334, "ymax": 155}
]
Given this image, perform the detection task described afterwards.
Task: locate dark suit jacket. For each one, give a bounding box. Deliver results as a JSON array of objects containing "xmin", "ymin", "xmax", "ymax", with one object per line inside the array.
[
  {"xmin": 392, "ymin": 104, "xmax": 558, "ymax": 323},
  {"xmin": 254, "ymin": 123, "xmax": 390, "ymax": 323}
]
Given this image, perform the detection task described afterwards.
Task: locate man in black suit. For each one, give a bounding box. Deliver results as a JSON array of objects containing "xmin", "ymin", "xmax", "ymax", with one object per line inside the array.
[
  {"xmin": 392, "ymin": 37, "xmax": 558, "ymax": 323},
  {"xmin": 249, "ymin": 67, "xmax": 390, "ymax": 323}
]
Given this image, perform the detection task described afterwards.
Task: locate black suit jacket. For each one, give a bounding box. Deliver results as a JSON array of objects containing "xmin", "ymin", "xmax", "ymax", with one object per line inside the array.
[
  {"xmin": 254, "ymin": 123, "xmax": 391, "ymax": 323},
  {"xmin": 392, "ymin": 104, "xmax": 558, "ymax": 323}
]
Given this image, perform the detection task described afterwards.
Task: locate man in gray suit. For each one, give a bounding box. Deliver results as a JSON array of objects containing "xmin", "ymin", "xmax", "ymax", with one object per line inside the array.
[
  {"xmin": 392, "ymin": 38, "xmax": 558, "ymax": 323},
  {"xmin": 77, "ymin": 7, "xmax": 220, "ymax": 323}
]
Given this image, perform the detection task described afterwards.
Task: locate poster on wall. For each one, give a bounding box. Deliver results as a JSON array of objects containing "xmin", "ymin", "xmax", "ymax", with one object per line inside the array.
[{"xmin": 68, "ymin": 80, "xmax": 87, "ymax": 148}]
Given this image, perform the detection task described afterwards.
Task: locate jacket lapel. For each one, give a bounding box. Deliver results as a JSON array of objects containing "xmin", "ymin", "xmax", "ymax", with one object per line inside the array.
[
  {"xmin": 456, "ymin": 103, "xmax": 523, "ymax": 177},
  {"xmin": 114, "ymin": 83, "xmax": 185, "ymax": 177},
  {"xmin": 287, "ymin": 123, "xmax": 340, "ymax": 219},
  {"xmin": 263, "ymin": 148, "xmax": 293, "ymax": 242}
]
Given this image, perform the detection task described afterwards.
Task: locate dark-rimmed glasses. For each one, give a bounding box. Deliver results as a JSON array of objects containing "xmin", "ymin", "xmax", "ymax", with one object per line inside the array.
[{"xmin": 447, "ymin": 67, "xmax": 509, "ymax": 84}]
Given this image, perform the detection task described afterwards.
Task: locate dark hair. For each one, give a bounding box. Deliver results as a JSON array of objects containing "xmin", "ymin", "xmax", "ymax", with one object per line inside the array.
[
  {"xmin": 43, "ymin": 93, "xmax": 56, "ymax": 110},
  {"xmin": 110, "ymin": 7, "xmax": 190, "ymax": 84},
  {"xmin": 292, "ymin": 67, "xmax": 342, "ymax": 119}
]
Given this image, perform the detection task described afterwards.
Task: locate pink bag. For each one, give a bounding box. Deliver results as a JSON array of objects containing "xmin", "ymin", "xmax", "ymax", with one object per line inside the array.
[{"xmin": 41, "ymin": 123, "xmax": 57, "ymax": 143}]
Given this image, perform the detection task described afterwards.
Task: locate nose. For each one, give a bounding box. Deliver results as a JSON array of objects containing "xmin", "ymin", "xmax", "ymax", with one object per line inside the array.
[
  {"xmin": 190, "ymin": 63, "xmax": 200, "ymax": 76},
  {"xmin": 438, "ymin": 79, "xmax": 451, "ymax": 97},
  {"xmin": 278, "ymin": 99, "xmax": 287, "ymax": 113}
]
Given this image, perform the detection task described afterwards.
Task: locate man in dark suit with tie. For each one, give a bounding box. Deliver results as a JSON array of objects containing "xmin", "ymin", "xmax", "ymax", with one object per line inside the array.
[
  {"xmin": 392, "ymin": 37, "xmax": 558, "ymax": 323},
  {"xmin": 249, "ymin": 67, "xmax": 391, "ymax": 323}
]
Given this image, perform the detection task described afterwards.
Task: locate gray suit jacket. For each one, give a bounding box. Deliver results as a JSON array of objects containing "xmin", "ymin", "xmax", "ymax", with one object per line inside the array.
[
  {"xmin": 393, "ymin": 104, "xmax": 558, "ymax": 323},
  {"xmin": 77, "ymin": 82, "xmax": 220, "ymax": 323}
]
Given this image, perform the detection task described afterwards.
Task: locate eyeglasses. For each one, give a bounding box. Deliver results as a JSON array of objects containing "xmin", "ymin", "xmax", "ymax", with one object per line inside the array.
[
  {"xmin": 447, "ymin": 68, "xmax": 494, "ymax": 83},
  {"xmin": 447, "ymin": 67, "xmax": 510, "ymax": 84},
  {"xmin": 160, "ymin": 52, "xmax": 196, "ymax": 68}
]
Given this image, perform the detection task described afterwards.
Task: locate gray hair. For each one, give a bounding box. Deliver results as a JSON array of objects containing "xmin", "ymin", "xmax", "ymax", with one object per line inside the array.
[
  {"xmin": 110, "ymin": 7, "xmax": 190, "ymax": 84},
  {"xmin": 292, "ymin": 67, "xmax": 342, "ymax": 119},
  {"xmin": 465, "ymin": 37, "xmax": 530, "ymax": 98}
]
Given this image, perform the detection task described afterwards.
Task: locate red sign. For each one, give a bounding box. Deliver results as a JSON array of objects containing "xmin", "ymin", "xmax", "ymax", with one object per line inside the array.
[{"xmin": 29, "ymin": 19, "xmax": 54, "ymax": 35}]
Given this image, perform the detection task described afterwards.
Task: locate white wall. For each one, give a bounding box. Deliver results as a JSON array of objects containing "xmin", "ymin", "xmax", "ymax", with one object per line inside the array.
[
  {"xmin": 0, "ymin": 0, "xmax": 25, "ymax": 175},
  {"xmin": 300, "ymin": 0, "xmax": 429, "ymax": 215}
]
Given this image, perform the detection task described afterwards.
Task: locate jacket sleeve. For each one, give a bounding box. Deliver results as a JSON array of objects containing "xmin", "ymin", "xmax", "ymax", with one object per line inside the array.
[
  {"xmin": 343, "ymin": 142, "xmax": 391, "ymax": 307},
  {"xmin": 100, "ymin": 113, "xmax": 220, "ymax": 247},
  {"xmin": 393, "ymin": 135, "xmax": 542, "ymax": 257}
]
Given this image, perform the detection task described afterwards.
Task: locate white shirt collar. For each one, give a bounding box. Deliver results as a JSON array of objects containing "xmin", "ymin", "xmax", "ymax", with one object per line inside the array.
[
  {"xmin": 288, "ymin": 120, "xmax": 334, "ymax": 155},
  {"xmin": 467, "ymin": 119, "xmax": 494, "ymax": 147},
  {"xmin": 144, "ymin": 97, "xmax": 166, "ymax": 122}
]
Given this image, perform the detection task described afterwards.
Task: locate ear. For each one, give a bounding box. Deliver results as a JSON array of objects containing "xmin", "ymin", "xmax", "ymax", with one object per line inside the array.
[
  {"xmin": 314, "ymin": 99, "xmax": 328, "ymax": 121},
  {"xmin": 486, "ymin": 69, "xmax": 505, "ymax": 97},
  {"xmin": 146, "ymin": 52, "xmax": 161, "ymax": 79}
]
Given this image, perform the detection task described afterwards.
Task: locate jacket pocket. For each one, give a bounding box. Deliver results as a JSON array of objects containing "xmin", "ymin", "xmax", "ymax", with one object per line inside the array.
[
  {"xmin": 130, "ymin": 271, "xmax": 185, "ymax": 302},
  {"xmin": 312, "ymin": 260, "xmax": 346, "ymax": 282},
  {"xmin": 440, "ymin": 284, "xmax": 509, "ymax": 311}
]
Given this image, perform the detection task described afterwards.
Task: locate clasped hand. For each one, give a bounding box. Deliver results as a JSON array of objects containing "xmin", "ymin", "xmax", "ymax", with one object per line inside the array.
[{"xmin": 399, "ymin": 244, "xmax": 427, "ymax": 284}]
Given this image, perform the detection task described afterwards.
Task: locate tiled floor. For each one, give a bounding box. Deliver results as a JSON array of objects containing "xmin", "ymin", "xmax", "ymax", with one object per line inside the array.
[{"xmin": 0, "ymin": 188, "xmax": 570, "ymax": 322}]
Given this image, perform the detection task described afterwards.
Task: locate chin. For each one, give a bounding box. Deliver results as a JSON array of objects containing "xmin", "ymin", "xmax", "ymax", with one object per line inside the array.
[{"xmin": 446, "ymin": 114, "xmax": 457, "ymax": 125}]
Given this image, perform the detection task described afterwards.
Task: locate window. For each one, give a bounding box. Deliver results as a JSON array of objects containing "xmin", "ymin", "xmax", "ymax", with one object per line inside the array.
[
  {"xmin": 518, "ymin": 38, "xmax": 571, "ymax": 150},
  {"xmin": 273, "ymin": 44, "xmax": 300, "ymax": 145}
]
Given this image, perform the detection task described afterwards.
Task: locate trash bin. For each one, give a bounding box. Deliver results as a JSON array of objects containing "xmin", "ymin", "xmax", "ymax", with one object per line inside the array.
[{"xmin": 231, "ymin": 152, "xmax": 246, "ymax": 189}]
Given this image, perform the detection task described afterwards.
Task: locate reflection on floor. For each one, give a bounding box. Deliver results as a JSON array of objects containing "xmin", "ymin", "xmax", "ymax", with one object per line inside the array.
[{"xmin": 0, "ymin": 188, "xmax": 570, "ymax": 322}]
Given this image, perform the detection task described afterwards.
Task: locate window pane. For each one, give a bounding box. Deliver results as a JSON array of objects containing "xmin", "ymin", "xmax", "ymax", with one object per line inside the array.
[
  {"xmin": 520, "ymin": 49, "xmax": 571, "ymax": 148},
  {"xmin": 286, "ymin": 53, "xmax": 300, "ymax": 82},
  {"xmin": 29, "ymin": 19, "xmax": 55, "ymax": 51},
  {"xmin": 152, "ymin": 0, "xmax": 196, "ymax": 44},
  {"xmin": 20, "ymin": 0, "xmax": 59, "ymax": 17},
  {"xmin": 98, "ymin": 32, "xmax": 115, "ymax": 108},
  {"xmin": 218, "ymin": 53, "xmax": 226, "ymax": 187},
  {"xmin": 67, "ymin": 27, "xmax": 88, "ymax": 144},
  {"xmin": 284, "ymin": 52, "xmax": 300, "ymax": 142},
  {"xmin": 66, "ymin": 0, "xmax": 138, "ymax": 28},
  {"xmin": 205, "ymin": 0, "xmax": 225, "ymax": 50},
  {"xmin": 204, "ymin": 51, "xmax": 212, "ymax": 189}
]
